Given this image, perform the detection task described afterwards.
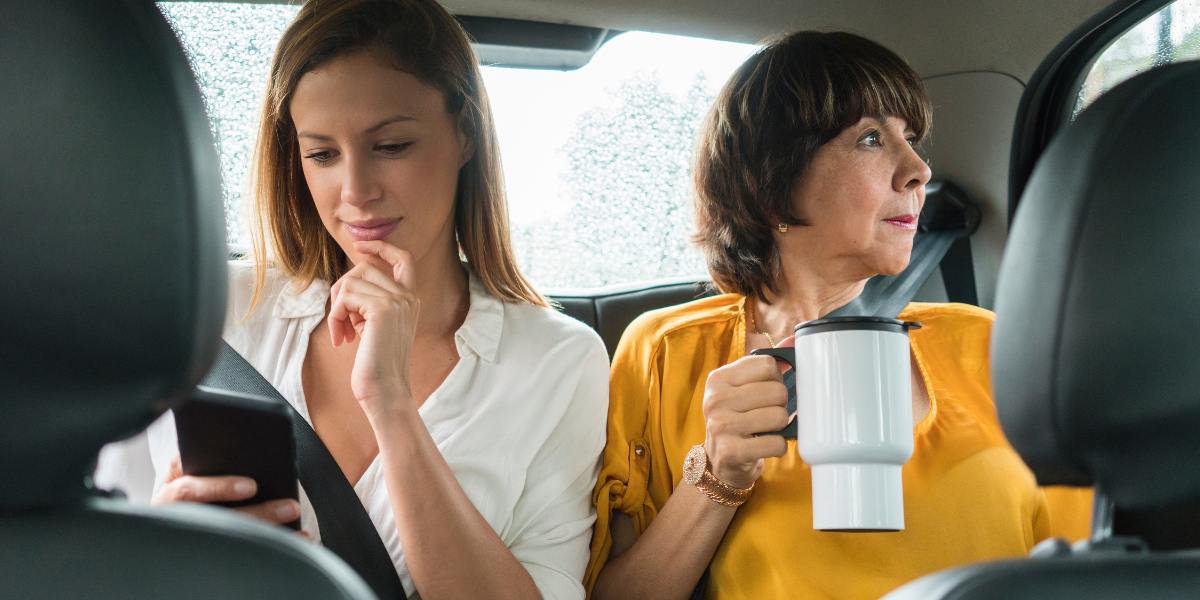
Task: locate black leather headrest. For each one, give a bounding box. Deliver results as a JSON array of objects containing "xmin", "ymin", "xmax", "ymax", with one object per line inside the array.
[
  {"xmin": 554, "ymin": 281, "xmax": 715, "ymax": 357},
  {"xmin": 0, "ymin": 0, "xmax": 227, "ymax": 510},
  {"xmin": 992, "ymin": 61, "xmax": 1200, "ymax": 509}
]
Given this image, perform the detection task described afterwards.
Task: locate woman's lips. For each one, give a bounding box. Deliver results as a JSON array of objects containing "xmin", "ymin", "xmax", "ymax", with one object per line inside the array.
[
  {"xmin": 344, "ymin": 218, "xmax": 401, "ymax": 242},
  {"xmin": 883, "ymin": 215, "xmax": 918, "ymax": 230}
]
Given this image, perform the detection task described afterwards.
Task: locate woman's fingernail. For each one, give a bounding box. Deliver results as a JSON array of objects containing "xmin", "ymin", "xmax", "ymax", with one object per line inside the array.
[
  {"xmin": 277, "ymin": 502, "xmax": 300, "ymax": 520},
  {"xmin": 234, "ymin": 480, "xmax": 256, "ymax": 496}
]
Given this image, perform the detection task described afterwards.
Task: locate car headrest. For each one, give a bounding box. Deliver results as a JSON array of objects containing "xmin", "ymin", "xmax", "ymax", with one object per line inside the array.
[
  {"xmin": 554, "ymin": 280, "xmax": 715, "ymax": 357},
  {"xmin": 0, "ymin": 0, "xmax": 227, "ymax": 510},
  {"xmin": 992, "ymin": 61, "xmax": 1200, "ymax": 510}
]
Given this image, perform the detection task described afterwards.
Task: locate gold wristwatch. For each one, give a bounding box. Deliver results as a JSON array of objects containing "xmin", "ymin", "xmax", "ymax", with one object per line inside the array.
[{"xmin": 682, "ymin": 444, "xmax": 754, "ymax": 507}]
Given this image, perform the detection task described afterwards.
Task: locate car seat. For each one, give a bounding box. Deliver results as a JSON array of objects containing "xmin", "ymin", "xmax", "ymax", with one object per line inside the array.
[
  {"xmin": 0, "ymin": 1, "xmax": 375, "ymax": 598},
  {"xmin": 885, "ymin": 60, "xmax": 1200, "ymax": 600}
]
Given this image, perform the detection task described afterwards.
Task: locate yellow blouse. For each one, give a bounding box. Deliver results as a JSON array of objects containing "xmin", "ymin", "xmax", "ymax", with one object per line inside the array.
[{"xmin": 585, "ymin": 295, "xmax": 1092, "ymax": 599}]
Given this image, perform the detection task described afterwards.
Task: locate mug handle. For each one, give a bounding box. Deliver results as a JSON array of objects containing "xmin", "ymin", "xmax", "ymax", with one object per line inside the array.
[{"xmin": 750, "ymin": 347, "xmax": 797, "ymax": 439}]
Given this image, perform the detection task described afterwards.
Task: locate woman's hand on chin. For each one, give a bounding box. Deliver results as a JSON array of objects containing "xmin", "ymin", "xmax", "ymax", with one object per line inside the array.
[{"xmin": 328, "ymin": 239, "xmax": 420, "ymax": 420}]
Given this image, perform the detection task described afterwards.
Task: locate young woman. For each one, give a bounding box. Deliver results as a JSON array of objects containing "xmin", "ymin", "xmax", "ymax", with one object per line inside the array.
[
  {"xmin": 586, "ymin": 31, "xmax": 1092, "ymax": 599},
  {"xmin": 124, "ymin": 1, "xmax": 608, "ymax": 598}
]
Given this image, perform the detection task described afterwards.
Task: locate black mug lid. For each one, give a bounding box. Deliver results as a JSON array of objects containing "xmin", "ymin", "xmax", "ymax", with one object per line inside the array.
[{"xmin": 793, "ymin": 316, "xmax": 922, "ymax": 337}]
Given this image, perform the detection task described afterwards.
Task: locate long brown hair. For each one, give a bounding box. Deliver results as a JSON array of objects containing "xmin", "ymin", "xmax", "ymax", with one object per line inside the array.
[
  {"xmin": 693, "ymin": 31, "xmax": 931, "ymax": 301},
  {"xmin": 249, "ymin": 0, "xmax": 546, "ymax": 309}
]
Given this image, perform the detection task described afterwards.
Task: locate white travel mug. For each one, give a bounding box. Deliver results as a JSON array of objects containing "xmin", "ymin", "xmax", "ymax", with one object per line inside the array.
[
  {"xmin": 758, "ymin": 317, "xmax": 920, "ymax": 531},
  {"xmin": 796, "ymin": 317, "xmax": 918, "ymax": 531}
]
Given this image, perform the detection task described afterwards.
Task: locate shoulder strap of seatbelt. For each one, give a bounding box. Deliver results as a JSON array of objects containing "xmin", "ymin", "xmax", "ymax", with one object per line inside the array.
[
  {"xmin": 201, "ymin": 341, "xmax": 405, "ymax": 600},
  {"xmin": 940, "ymin": 236, "xmax": 979, "ymax": 306}
]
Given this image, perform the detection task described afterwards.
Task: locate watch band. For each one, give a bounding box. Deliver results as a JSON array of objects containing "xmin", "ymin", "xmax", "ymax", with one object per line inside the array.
[{"xmin": 696, "ymin": 468, "xmax": 754, "ymax": 507}]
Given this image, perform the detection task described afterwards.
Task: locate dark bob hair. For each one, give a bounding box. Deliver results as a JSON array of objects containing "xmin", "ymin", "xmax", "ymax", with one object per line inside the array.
[{"xmin": 692, "ymin": 30, "xmax": 932, "ymax": 300}]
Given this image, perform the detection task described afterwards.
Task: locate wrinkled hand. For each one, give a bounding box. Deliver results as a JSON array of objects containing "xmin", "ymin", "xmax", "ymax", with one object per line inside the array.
[
  {"xmin": 701, "ymin": 345, "xmax": 792, "ymax": 489},
  {"xmin": 152, "ymin": 454, "xmax": 303, "ymax": 529},
  {"xmin": 328, "ymin": 240, "xmax": 419, "ymax": 417}
]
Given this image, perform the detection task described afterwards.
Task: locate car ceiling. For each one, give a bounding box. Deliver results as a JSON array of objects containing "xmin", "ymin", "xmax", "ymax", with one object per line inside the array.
[
  {"xmin": 443, "ymin": 0, "xmax": 1118, "ymax": 82},
  {"xmin": 194, "ymin": 0, "xmax": 1119, "ymax": 82}
]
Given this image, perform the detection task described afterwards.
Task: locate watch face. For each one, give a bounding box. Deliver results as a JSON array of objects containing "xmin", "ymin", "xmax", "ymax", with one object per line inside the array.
[{"xmin": 683, "ymin": 445, "xmax": 707, "ymax": 486}]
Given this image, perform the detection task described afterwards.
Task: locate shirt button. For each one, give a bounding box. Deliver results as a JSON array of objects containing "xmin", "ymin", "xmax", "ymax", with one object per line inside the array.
[{"xmin": 634, "ymin": 444, "xmax": 645, "ymax": 457}]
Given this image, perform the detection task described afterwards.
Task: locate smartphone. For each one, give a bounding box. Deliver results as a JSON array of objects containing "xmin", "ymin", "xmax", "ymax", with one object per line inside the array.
[{"xmin": 174, "ymin": 385, "xmax": 300, "ymax": 530}]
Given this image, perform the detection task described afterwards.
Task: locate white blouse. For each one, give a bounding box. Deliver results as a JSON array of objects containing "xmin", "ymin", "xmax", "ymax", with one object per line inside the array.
[{"xmin": 98, "ymin": 261, "xmax": 610, "ymax": 599}]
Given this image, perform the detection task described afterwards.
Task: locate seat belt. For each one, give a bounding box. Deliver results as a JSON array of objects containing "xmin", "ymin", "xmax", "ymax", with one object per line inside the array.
[
  {"xmin": 940, "ymin": 236, "xmax": 979, "ymax": 306},
  {"xmin": 688, "ymin": 181, "xmax": 981, "ymax": 600},
  {"xmin": 201, "ymin": 341, "xmax": 406, "ymax": 600}
]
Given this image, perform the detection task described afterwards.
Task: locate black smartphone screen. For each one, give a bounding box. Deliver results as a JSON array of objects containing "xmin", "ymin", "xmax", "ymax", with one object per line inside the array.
[{"xmin": 174, "ymin": 385, "xmax": 300, "ymax": 530}]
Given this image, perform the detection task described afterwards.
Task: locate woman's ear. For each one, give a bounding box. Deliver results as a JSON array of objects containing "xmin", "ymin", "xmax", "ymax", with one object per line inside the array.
[
  {"xmin": 456, "ymin": 118, "xmax": 475, "ymax": 169},
  {"xmin": 458, "ymin": 137, "xmax": 474, "ymax": 169}
]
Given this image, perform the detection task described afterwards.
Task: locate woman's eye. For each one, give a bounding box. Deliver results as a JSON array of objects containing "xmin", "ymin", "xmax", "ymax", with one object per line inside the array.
[
  {"xmin": 906, "ymin": 136, "xmax": 918, "ymax": 147},
  {"xmin": 860, "ymin": 131, "xmax": 882, "ymax": 147},
  {"xmin": 377, "ymin": 142, "xmax": 412, "ymax": 155},
  {"xmin": 303, "ymin": 150, "xmax": 334, "ymax": 164}
]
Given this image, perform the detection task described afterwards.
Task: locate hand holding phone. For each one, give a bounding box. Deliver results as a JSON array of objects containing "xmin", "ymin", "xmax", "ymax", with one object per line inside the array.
[{"xmin": 158, "ymin": 386, "xmax": 301, "ymax": 530}]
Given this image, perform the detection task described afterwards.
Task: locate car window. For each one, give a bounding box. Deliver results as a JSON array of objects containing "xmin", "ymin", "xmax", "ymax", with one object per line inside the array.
[
  {"xmin": 158, "ymin": 2, "xmax": 756, "ymax": 290},
  {"xmin": 1074, "ymin": 0, "xmax": 1200, "ymax": 117}
]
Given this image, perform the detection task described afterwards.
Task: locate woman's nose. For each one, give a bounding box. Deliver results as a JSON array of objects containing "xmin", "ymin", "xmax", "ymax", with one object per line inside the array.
[
  {"xmin": 340, "ymin": 156, "xmax": 382, "ymax": 206},
  {"xmin": 894, "ymin": 144, "xmax": 932, "ymax": 192}
]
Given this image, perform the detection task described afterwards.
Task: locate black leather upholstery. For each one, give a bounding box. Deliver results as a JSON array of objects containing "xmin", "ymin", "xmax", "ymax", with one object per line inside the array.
[
  {"xmin": 1, "ymin": 0, "xmax": 226, "ymax": 510},
  {"xmin": 1, "ymin": 497, "xmax": 373, "ymax": 600},
  {"xmin": 552, "ymin": 280, "xmax": 715, "ymax": 357},
  {"xmin": 991, "ymin": 60, "xmax": 1200, "ymax": 505},
  {"xmin": 0, "ymin": 2, "xmax": 373, "ymax": 597},
  {"xmin": 886, "ymin": 61, "xmax": 1200, "ymax": 599},
  {"xmin": 886, "ymin": 553, "xmax": 1200, "ymax": 599}
]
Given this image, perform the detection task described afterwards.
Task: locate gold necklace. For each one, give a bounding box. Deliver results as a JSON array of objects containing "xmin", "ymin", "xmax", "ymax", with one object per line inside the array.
[{"xmin": 745, "ymin": 297, "xmax": 777, "ymax": 348}]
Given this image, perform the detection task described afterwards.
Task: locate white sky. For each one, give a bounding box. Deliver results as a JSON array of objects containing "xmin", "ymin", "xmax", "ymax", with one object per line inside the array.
[{"xmin": 482, "ymin": 32, "xmax": 755, "ymax": 225}]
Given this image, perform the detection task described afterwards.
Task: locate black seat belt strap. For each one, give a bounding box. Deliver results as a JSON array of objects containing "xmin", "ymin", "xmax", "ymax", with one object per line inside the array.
[
  {"xmin": 201, "ymin": 341, "xmax": 405, "ymax": 600},
  {"xmin": 940, "ymin": 236, "xmax": 979, "ymax": 306}
]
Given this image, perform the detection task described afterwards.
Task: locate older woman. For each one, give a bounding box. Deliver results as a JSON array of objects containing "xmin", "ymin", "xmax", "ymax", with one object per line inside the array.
[{"xmin": 586, "ymin": 31, "xmax": 1091, "ymax": 599}]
